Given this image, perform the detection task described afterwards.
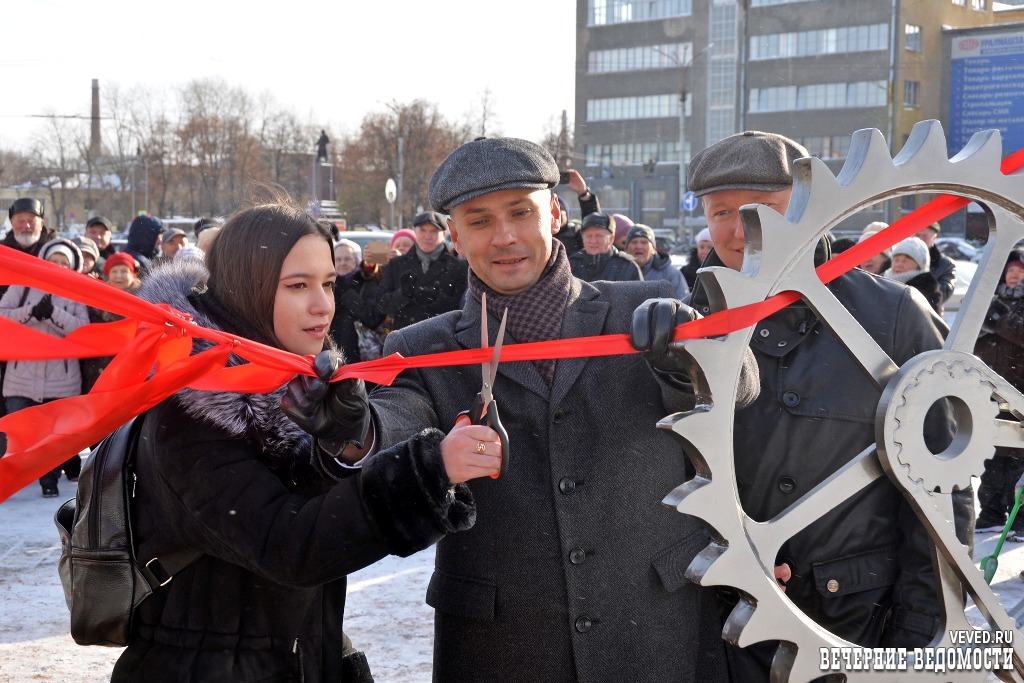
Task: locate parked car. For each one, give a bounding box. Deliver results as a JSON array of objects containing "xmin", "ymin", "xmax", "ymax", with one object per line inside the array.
[
  {"xmin": 942, "ymin": 259, "xmax": 977, "ymax": 325},
  {"xmin": 936, "ymin": 237, "xmax": 983, "ymax": 263}
]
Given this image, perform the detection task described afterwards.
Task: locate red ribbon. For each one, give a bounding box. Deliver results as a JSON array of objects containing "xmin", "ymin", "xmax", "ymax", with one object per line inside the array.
[{"xmin": 0, "ymin": 148, "xmax": 1022, "ymax": 502}]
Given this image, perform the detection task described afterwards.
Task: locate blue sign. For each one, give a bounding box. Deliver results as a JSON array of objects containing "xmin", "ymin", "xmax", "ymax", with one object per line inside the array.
[
  {"xmin": 948, "ymin": 30, "xmax": 1024, "ymax": 157},
  {"xmin": 682, "ymin": 191, "xmax": 698, "ymax": 212}
]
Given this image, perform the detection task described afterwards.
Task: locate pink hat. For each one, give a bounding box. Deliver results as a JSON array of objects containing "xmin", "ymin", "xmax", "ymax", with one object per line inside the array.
[
  {"xmin": 390, "ymin": 229, "xmax": 417, "ymax": 247},
  {"xmin": 611, "ymin": 213, "xmax": 634, "ymax": 241}
]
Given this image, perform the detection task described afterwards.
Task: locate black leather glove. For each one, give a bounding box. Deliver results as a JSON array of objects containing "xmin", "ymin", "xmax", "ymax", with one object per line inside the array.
[
  {"xmin": 31, "ymin": 294, "xmax": 54, "ymax": 321},
  {"xmin": 400, "ymin": 271, "xmax": 417, "ymax": 299},
  {"xmin": 281, "ymin": 350, "xmax": 371, "ymax": 456},
  {"xmin": 631, "ymin": 298, "xmax": 699, "ymax": 379}
]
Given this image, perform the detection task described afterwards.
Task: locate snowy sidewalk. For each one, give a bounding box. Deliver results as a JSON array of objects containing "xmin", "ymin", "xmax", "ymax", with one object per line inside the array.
[{"xmin": 1, "ymin": 472, "xmax": 1023, "ymax": 682}]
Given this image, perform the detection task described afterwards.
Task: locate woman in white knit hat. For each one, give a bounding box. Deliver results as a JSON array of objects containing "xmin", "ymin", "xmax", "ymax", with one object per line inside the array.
[{"xmin": 884, "ymin": 236, "xmax": 943, "ymax": 315}]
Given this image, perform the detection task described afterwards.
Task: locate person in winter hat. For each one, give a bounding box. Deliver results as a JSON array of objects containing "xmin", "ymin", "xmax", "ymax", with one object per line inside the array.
[
  {"xmin": 974, "ymin": 251, "xmax": 1024, "ymax": 539},
  {"xmin": 0, "ymin": 237, "xmax": 89, "ymax": 496},
  {"xmin": 626, "ymin": 224, "xmax": 688, "ymax": 298},
  {"xmin": 123, "ymin": 214, "xmax": 164, "ymax": 277},
  {"xmin": 568, "ymin": 211, "xmax": 643, "ymax": 282},
  {"xmin": 884, "ymin": 236, "xmax": 943, "ymax": 315},
  {"xmin": 681, "ymin": 227, "xmax": 714, "ymax": 289}
]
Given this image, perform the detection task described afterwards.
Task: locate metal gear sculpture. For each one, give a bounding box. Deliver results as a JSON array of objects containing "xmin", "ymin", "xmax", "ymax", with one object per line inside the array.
[{"xmin": 665, "ymin": 120, "xmax": 1024, "ymax": 682}]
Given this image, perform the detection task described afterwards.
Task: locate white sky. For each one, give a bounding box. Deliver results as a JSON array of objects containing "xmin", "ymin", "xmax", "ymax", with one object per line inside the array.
[{"xmin": 1, "ymin": 0, "xmax": 578, "ymax": 152}]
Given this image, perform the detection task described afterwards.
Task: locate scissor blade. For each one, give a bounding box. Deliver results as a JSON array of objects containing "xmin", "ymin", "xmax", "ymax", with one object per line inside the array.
[
  {"xmin": 483, "ymin": 309, "xmax": 508, "ymax": 404},
  {"xmin": 479, "ymin": 293, "xmax": 491, "ymax": 399}
]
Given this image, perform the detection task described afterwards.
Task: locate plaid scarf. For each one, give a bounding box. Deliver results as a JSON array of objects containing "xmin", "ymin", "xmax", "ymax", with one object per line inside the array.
[{"xmin": 468, "ymin": 240, "xmax": 572, "ymax": 386}]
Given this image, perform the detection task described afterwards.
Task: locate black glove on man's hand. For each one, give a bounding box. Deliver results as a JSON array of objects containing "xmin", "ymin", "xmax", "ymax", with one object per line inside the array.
[
  {"xmin": 631, "ymin": 298, "xmax": 699, "ymax": 379},
  {"xmin": 400, "ymin": 271, "xmax": 417, "ymax": 299},
  {"xmin": 31, "ymin": 294, "xmax": 54, "ymax": 321},
  {"xmin": 281, "ymin": 350, "xmax": 371, "ymax": 456}
]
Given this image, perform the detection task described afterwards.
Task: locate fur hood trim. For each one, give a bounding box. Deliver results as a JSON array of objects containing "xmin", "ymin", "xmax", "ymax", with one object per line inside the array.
[{"xmin": 137, "ymin": 259, "xmax": 310, "ymax": 459}]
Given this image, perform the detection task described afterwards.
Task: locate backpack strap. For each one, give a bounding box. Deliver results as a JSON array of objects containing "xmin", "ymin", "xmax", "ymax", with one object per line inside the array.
[
  {"xmin": 140, "ymin": 547, "xmax": 203, "ymax": 588},
  {"xmin": 125, "ymin": 413, "xmax": 203, "ymax": 590}
]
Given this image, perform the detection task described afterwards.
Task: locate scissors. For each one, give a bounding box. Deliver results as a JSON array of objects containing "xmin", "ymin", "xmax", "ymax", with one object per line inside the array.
[{"xmin": 458, "ymin": 293, "xmax": 510, "ymax": 479}]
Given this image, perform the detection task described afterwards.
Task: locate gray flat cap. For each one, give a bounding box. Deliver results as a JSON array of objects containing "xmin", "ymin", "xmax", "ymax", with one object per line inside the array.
[
  {"xmin": 429, "ymin": 137, "xmax": 559, "ymax": 213},
  {"xmin": 687, "ymin": 131, "xmax": 809, "ymax": 198}
]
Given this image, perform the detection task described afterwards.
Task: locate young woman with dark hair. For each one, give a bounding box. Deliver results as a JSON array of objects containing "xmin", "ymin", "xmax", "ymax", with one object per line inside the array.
[{"xmin": 110, "ymin": 196, "xmax": 495, "ymax": 683}]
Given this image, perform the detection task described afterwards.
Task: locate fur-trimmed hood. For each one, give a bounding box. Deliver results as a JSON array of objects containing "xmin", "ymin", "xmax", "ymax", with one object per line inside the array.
[{"xmin": 136, "ymin": 259, "xmax": 311, "ymax": 461}]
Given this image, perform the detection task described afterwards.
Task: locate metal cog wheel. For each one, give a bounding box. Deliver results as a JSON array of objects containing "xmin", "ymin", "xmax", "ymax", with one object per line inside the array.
[{"xmin": 663, "ymin": 120, "xmax": 1024, "ymax": 682}]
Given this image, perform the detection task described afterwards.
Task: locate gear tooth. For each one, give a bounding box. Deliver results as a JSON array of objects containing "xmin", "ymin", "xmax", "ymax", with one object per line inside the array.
[
  {"xmin": 837, "ymin": 127, "xmax": 892, "ymax": 187},
  {"xmin": 683, "ymin": 541, "xmax": 727, "ymax": 584},
  {"xmin": 773, "ymin": 643, "xmax": 829, "ymax": 683},
  {"xmin": 700, "ymin": 266, "xmax": 766, "ymax": 309},
  {"xmin": 894, "ymin": 119, "xmax": 949, "ymax": 170},
  {"xmin": 662, "ymin": 476, "xmax": 709, "ymax": 511},
  {"xmin": 788, "ymin": 156, "xmax": 840, "ymax": 228},
  {"xmin": 731, "ymin": 601, "xmax": 783, "ymax": 649},
  {"xmin": 953, "ymin": 127, "xmax": 1005, "ymax": 168},
  {"xmin": 721, "ymin": 599, "xmax": 753, "ymax": 645}
]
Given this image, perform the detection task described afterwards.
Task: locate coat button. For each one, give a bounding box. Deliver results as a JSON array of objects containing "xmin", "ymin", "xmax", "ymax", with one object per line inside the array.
[
  {"xmin": 559, "ymin": 478, "xmax": 577, "ymax": 494},
  {"xmin": 778, "ymin": 476, "xmax": 796, "ymax": 494},
  {"xmin": 553, "ymin": 411, "xmax": 565, "ymax": 424},
  {"xmin": 575, "ymin": 616, "xmax": 593, "ymax": 633},
  {"xmin": 827, "ymin": 579, "xmax": 840, "ymax": 593},
  {"xmin": 759, "ymin": 328, "xmax": 770, "ymax": 338},
  {"xmin": 782, "ymin": 391, "xmax": 800, "ymax": 407},
  {"xmin": 569, "ymin": 548, "xmax": 586, "ymax": 564}
]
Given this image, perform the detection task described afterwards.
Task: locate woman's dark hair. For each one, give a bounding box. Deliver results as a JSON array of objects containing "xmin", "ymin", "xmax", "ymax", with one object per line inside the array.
[{"xmin": 206, "ymin": 191, "xmax": 334, "ymax": 347}]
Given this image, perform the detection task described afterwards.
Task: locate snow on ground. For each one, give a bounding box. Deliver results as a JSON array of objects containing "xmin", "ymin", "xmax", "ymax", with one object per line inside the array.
[{"xmin": 1, "ymin": 467, "xmax": 1023, "ymax": 682}]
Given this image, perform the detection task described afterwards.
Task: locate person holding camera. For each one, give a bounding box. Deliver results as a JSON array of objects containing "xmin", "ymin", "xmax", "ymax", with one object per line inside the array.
[
  {"xmin": 975, "ymin": 251, "xmax": 1024, "ymax": 537},
  {"xmin": 377, "ymin": 211, "xmax": 468, "ymax": 331}
]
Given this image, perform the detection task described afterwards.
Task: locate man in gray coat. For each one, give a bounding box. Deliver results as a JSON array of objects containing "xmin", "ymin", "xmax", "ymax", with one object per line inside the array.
[{"xmin": 336, "ymin": 138, "xmax": 756, "ymax": 681}]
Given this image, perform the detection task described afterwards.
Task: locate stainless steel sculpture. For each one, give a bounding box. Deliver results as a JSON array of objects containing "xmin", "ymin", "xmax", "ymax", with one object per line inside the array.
[{"xmin": 666, "ymin": 120, "xmax": 1024, "ymax": 681}]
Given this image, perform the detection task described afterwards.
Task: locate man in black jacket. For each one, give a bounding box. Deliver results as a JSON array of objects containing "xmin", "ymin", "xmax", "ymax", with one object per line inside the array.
[
  {"xmin": 914, "ymin": 221, "xmax": 957, "ymax": 303},
  {"xmin": 568, "ymin": 212, "xmax": 642, "ymax": 282},
  {"xmin": 687, "ymin": 130, "xmax": 968, "ymax": 680},
  {"xmin": 377, "ymin": 210, "xmax": 468, "ymax": 330}
]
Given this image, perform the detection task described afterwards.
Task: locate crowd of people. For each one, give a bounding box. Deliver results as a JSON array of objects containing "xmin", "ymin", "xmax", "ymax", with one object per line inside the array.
[{"xmin": 0, "ymin": 125, "xmax": 1012, "ymax": 683}]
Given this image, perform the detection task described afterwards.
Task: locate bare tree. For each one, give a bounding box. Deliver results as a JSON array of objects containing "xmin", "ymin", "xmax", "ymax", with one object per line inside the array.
[
  {"xmin": 339, "ymin": 100, "xmax": 469, "ymax": 226},
  {"xmin": 29, "ymin": 113, "xmax": 85, "ymax": 230},
  {"xmin": 539, "ymin": 109, "xmax": 574, "ymax": 170},
  {"xmin": 0, "ymin": 147, "xmax": 34, "ymax": 189}
]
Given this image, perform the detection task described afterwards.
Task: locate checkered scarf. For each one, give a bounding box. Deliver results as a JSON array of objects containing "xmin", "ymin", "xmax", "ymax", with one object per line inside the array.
[{"xmin": 468, "ymin": 240, "xmax": 571, "ymax": 386}]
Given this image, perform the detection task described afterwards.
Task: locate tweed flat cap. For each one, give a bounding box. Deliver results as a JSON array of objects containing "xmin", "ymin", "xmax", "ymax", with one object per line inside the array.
[
  {"xmin": 428, "ymin": 137, "xmax": 559, "ymax": 213},
  {"xmin": 687, "ymin": 131, "xmax": 809, "ymax": 198},
  {"xmin": 412, "ymin": 211, "xmax": 447, "ymax": 231}
]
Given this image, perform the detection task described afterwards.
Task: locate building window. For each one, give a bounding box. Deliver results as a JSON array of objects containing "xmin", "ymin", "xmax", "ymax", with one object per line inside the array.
[
  {"xmin": 905, "ymin": 24, "xmax": 922, "ymax": 52},
  {"xmin": 588, "ymin": 43, "xmax": 693, "ymax": 73},
  {"xmin": 750, "ymin": 80, "xmax": 887, "ymax": 112},
  {"xmin": 795, "ymin": 135, "xmax": 851, "ymax": 159},
  {"xmin": 750, "ymin": 24, "xmax": 888, "ymax": 60},
  {"xmin": 750, "ymin": 0, "xmax": 816, "ymax": 5},
  {"xmin": 903, "ymin": 80, "xmax": 920, "ymax": 107},
  {"xmin": 585, "ymin": 142, "xmax": 679, "ymax": 166},
  {"xmin": 951, "ymin": 0, "xmax": 966, "ymax": 5},
  {"xmin": 586, "ymin": 94, "xmax": 680, "ymax": 121},
  {"xmin": 589, "ymin": 0, "xmax": 692, "ymax": 26},
  {"xmin": 971, "ymin": 0, "xmax": 986, "ymax": 8}
]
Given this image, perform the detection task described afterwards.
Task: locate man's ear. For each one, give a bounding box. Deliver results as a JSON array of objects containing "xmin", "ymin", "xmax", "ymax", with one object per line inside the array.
[
  {"xmin": 549, "ymin": 193, "xmax": 561, "ymax": 231},
  {"xmin": 447, "ymin": 217, "xmax": 460, "ymax": 254}
]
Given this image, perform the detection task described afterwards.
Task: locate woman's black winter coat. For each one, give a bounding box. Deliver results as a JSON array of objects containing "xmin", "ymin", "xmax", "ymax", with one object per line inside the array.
[{"xmin": 111, "ymin": 260, "xmax": 474, "ymax": 683}]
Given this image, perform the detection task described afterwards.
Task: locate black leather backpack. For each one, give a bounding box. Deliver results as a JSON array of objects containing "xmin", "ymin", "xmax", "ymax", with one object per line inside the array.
[{"xmin": 54, "ymin": 414, "xmax": 200, "ymax": 646}]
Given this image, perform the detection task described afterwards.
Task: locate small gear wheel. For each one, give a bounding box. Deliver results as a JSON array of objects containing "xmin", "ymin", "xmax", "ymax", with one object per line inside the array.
[{"xmin": 665, "ymin": 121, "xmax": 1024, "ymax": 681}]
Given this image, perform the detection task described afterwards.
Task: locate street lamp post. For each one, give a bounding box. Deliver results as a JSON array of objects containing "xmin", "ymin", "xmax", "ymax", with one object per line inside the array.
[
  {"xmin": 385, "ymin": 178, "xmax": 397, "ymax": 229},
  {"xmin": 658, "ymin": 43, "xmax": 713, "ymax": 247}
]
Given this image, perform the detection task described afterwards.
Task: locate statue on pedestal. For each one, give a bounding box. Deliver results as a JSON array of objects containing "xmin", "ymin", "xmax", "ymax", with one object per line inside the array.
[{"xmin": 315, "ymin": 130, "xmax": 330, "ymax": 163}]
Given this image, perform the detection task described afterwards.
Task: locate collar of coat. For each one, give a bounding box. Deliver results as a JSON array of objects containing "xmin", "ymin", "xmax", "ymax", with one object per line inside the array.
[{"xmin": 135, "ymin": 259, "xmax": 311, "ymax": 460}]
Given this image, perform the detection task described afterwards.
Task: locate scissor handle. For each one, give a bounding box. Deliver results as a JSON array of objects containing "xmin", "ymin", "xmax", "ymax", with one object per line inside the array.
[
  {"xmin": 485, "ymin": 400, "xmax": 510, "ymax": 479},
  {"xmin": 456, "ymin": 395, "xmax": 510, "ymax": 479}
]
